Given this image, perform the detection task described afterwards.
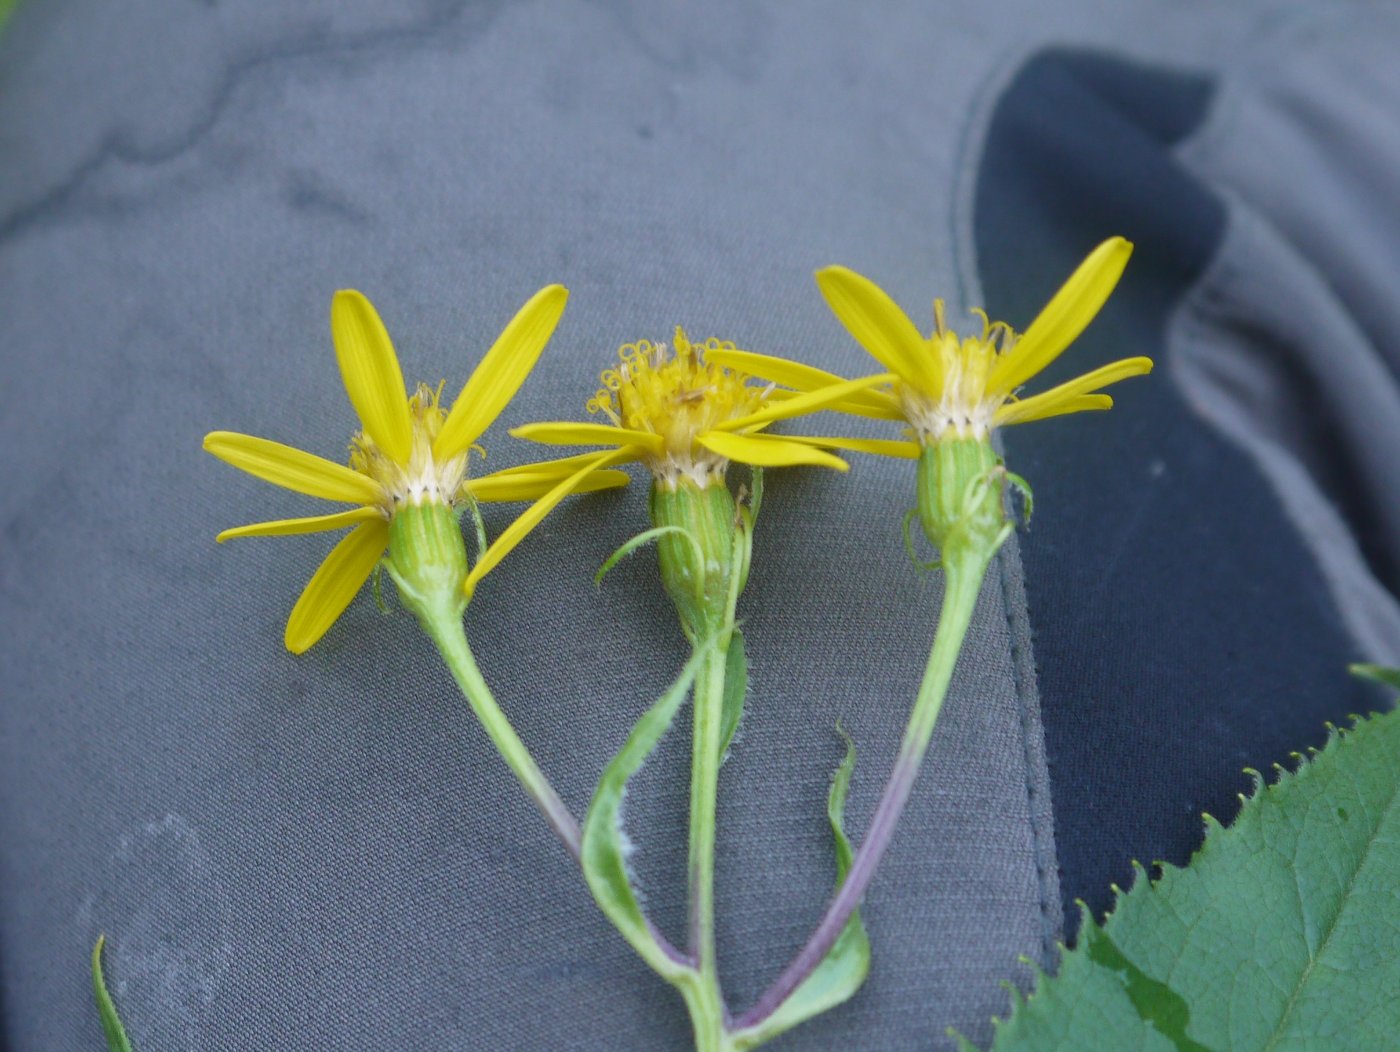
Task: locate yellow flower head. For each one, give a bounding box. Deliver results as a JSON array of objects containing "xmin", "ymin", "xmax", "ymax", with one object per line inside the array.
[
  {"xmin": 699, "ymin": 238, "xmax": 1153, "ymax": 461},
  {"xmin": 204, "ymin": 287, "xmax": 628, "ymax": 653},
  {"xmin": 512, "ymin": 326, "xmax": 892, "ymax": 489},
  {"xmin": 344, "ymin": 379, "xmax": 467, "ymax": 510},
  {"xmin": 591, "ymin": 331, "xmax": 770, "ymax": 464}
]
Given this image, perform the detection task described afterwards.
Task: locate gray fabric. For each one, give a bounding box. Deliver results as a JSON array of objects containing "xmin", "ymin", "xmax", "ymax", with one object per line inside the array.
[
  {"xmin": 1171, "ymin": 8, "xmax": 1400, "ymax": 662},
  {"xmin": 0, "ymin": 2, "xmax": 1308, "ymax": 1049}
]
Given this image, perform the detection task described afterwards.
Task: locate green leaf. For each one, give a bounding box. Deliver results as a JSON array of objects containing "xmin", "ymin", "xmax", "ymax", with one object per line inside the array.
[
  {"xmin": 580, "ymin": 647, "xmax": 707, "ymax": 981},
  {"xmin": 733, "ymin": 728, "xmax": 871, "ymax": 1049},
  {"xmin": 371, "ymin": 564, "xmax": 393, "ymax": 614},
  {"xmin": 827, "ymin": 725, "xmax": 861, "ymax": 882},
  {"xmin": 459, "ymin": 490, "xmax": 488, "ymax": 564},
  {"xmin": 718, "ymin": 630, "xmax": 747, "ymax": 760},
  {"xmin": 747, "ymin": 465, "xmax": 764, "ymax": 524},
  {"xmin": 972, "ymin": 708, "xmax": 1400, "ymax": 1052},
  {"xmin": 91, "ymin": 936, "xmax": 135, "ymax": 1052},
  {"xmin": 594, "ymin": 525, "xmax": 705, "ymax": 603},
  {"xmin": 1350, "ymin": 663, "xmax": 1400, "ymax": 692}
]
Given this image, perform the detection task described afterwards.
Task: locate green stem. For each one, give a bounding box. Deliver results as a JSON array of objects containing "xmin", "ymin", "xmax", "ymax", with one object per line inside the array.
[
  {"xmin": 680, "ymin": 976, "xmax": 733, "ymax": 1052},
  {"xmin": 420, "ymin": 606, "xmax": 582, "ymax": 860},
  {"xmin": 682, "ymin": 512, "xmax": 754, "ymax": 1049},
  {"xmin": 686, "ymin": 636, "xmax": 730, "ymax": 1033},
  {"xmin": 688, "ymin": 641, "xmax": 728, "ymax": 960}
]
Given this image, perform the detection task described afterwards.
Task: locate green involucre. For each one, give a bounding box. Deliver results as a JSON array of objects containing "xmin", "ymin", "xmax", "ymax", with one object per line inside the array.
[
  {"xmin": 384, "ymin": 502, "xmax": 471, "ymax": 622},
  {"xmin": 648, "ymin": 479, "xmax": 746, "ymax": 635},
  {"xmin": 915, "ymin": 438, "xmax": 1011, "ymax": 561}
]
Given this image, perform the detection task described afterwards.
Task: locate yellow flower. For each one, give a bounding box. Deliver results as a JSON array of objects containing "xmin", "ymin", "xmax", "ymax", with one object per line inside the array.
[
  {"xmin": 701, "ymin": 237, "xmax": 1153, "ymax": 458},
  {"xmin": 509, "ymin": 327, "xmax": 891, "ymax": 488},
  {"xmin": 204, "ymin": 287, "xmax": 628, "ymax": 653}
]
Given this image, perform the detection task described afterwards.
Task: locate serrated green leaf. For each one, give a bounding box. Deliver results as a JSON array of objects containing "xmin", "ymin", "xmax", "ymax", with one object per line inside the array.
[
  {"xmin": 733, "ymin": 729, "xmax": 871, "ymax": 1049},
  {"xmin": 978, "ymin": 708, "xmax": 1400, "ymax": 1052},
  {"xmin": 91, "ymin": 936, "xmax": 135, "ymax": 1052},
  {"xmin": 1350, "ymin": 663, "xmax": 1400, "ymax": 692},
  {"xmin": 718, "ymin": 630, "xmax": 747, "ymax": 760},
  {"xmin": 580, "ymin": 647, "xmax": 706, "ymax": 981}
]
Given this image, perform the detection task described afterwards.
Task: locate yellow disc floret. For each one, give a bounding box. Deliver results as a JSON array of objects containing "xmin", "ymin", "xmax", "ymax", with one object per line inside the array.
[
  {"xmin": 349, "ymin": 381, "xmax": 475, "ymax": 515},
  {"xmin": 898, "ymin": 301, "xmax": 1018, "ymax": 443},
  {"xmin": 588, "ymin": 327, "xmax": 773, "ymax": 488}
]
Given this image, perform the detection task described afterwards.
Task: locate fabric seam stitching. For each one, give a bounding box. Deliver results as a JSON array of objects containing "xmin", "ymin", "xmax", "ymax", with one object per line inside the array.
[{"xmin": 947, "ymin": 34, "xmax": 1063, "ymax": 970}]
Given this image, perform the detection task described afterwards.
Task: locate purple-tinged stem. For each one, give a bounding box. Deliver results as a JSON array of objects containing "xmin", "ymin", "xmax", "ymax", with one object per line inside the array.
[
  {"xmin": 648, "ymin": 918, "xmax": 694, "ymax": 969},
  {"xmin": 735, "ymin": 550, "xmax": 989, "ymax": 1031}
]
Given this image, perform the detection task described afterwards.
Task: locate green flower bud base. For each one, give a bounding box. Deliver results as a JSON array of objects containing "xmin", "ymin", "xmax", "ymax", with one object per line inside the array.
[
  {"xmin": 650, "ymin": 479, "xmax": 750, "ymax": 636},
  {"xmin": 385, "ymin": 502, "xmax": 471, "ymax": 624},
  {"xmin": 915, "ymin": 436, "xmax": 1011, "ymax": 561}
]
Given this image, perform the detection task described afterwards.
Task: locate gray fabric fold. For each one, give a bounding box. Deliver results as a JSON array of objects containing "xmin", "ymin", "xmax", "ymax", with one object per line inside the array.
[{"xmin": 1172, "ymin": 9, "xmax": 1400, "ymax": 662}]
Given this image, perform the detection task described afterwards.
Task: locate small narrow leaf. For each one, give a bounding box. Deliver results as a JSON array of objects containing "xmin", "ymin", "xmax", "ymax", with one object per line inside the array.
[
  {"xmin": 371, "ymin": 565, "xmax": 392, "ymax": 614},
  {"xmin": 595, "ymin": 525, "xmax": 704, "ymax": 601},
  {"xmin": 977, "ymin": 707, "xmax": 1400, "ymax": 1051},
  {"xmin": 748, "ymin": 466, "xmax": 764, "ymax": 525},
  {"xmin": 1350, "ymin": 663, "xmax": 1400, "ymax": 692},
  {"xmin": 828, "ymin": 725, "xmax": 861, "ymax": 881},
  {"xmin": 580, "ymin": 648, "xmax": 707, "ymax": 981},
  {"xmin": 733, "ymin": 728, "xmax": 871, "ymax": 1049},
  {"xmin": 91, "ymin": 936, "xmax": 135, "ymax": 1052},
  {"xmin": 718, "ymin": 630, "xmax": 747, "ymax": 760},
  {"xmin": 460, "ymin": 491, "xmax": 489, "ymax": 564}
]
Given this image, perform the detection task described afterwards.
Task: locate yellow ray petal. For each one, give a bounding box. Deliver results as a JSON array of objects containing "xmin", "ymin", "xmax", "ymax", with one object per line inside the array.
[
  {"xmin": 330, "ymin": 290, "xmax": 413, "ymax": 463},
  {"xmin": 433, "ymin": 285, "xmax": 569, "ymax": 461},
  {"xmin": 472, "ymin": 451, "xmax": 635, "ymax": 482},
  {"xmin": 994, "ymin": 393, "xmax": 1113, "ymax": 428},
  {"xmin": 815, "ymin": 266, "xmax": 934, "ymax": 394},
  {"xmin": 204, "ymin": 431, "xmax": 385, "ymax": 505},
  {"xmin": 695, "ymin": 430, "xmax": 848, "ymax": 471},
  {"xmin": 994, "ymin": 356, "xmax": 1152, "ymax": 426},
  {"xmin": 990, "ymin": 237, "xmax": 1133, "ymax": 394},
  {"xmin": 217, "ymin": 505, "xmax": 383, "ymax": 542},
  {"xmin": 464, "ymin": 451, "xmax": 631, "ymax": 598},
  {"xmin": 467, "ymin": 468, "xmax": 631, "ymax": 503},
  {"xmin": 704, "ymin": 348, "xmax": 900, "ymax": 417},
  {"xmin": 704, "ymin": 347, "xmax": 847, "ymax": 391},
  {"xmin": 777, "ymin": 433, "xmax": 921, "ymax": 459},
  {"xmin": 511, "ymin": 421, "xmax": 665, "ymax": 453},
  {"xmin": 718, "ymin": 373, "xmax": 897, "ymax": 432},
  {"xmin": 284, "ymin": 519, "xmax": 390, "ymax": 653},
  {"xmin": 764, "ymin": 387, "xmax": 904, "ymax": 421}
]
